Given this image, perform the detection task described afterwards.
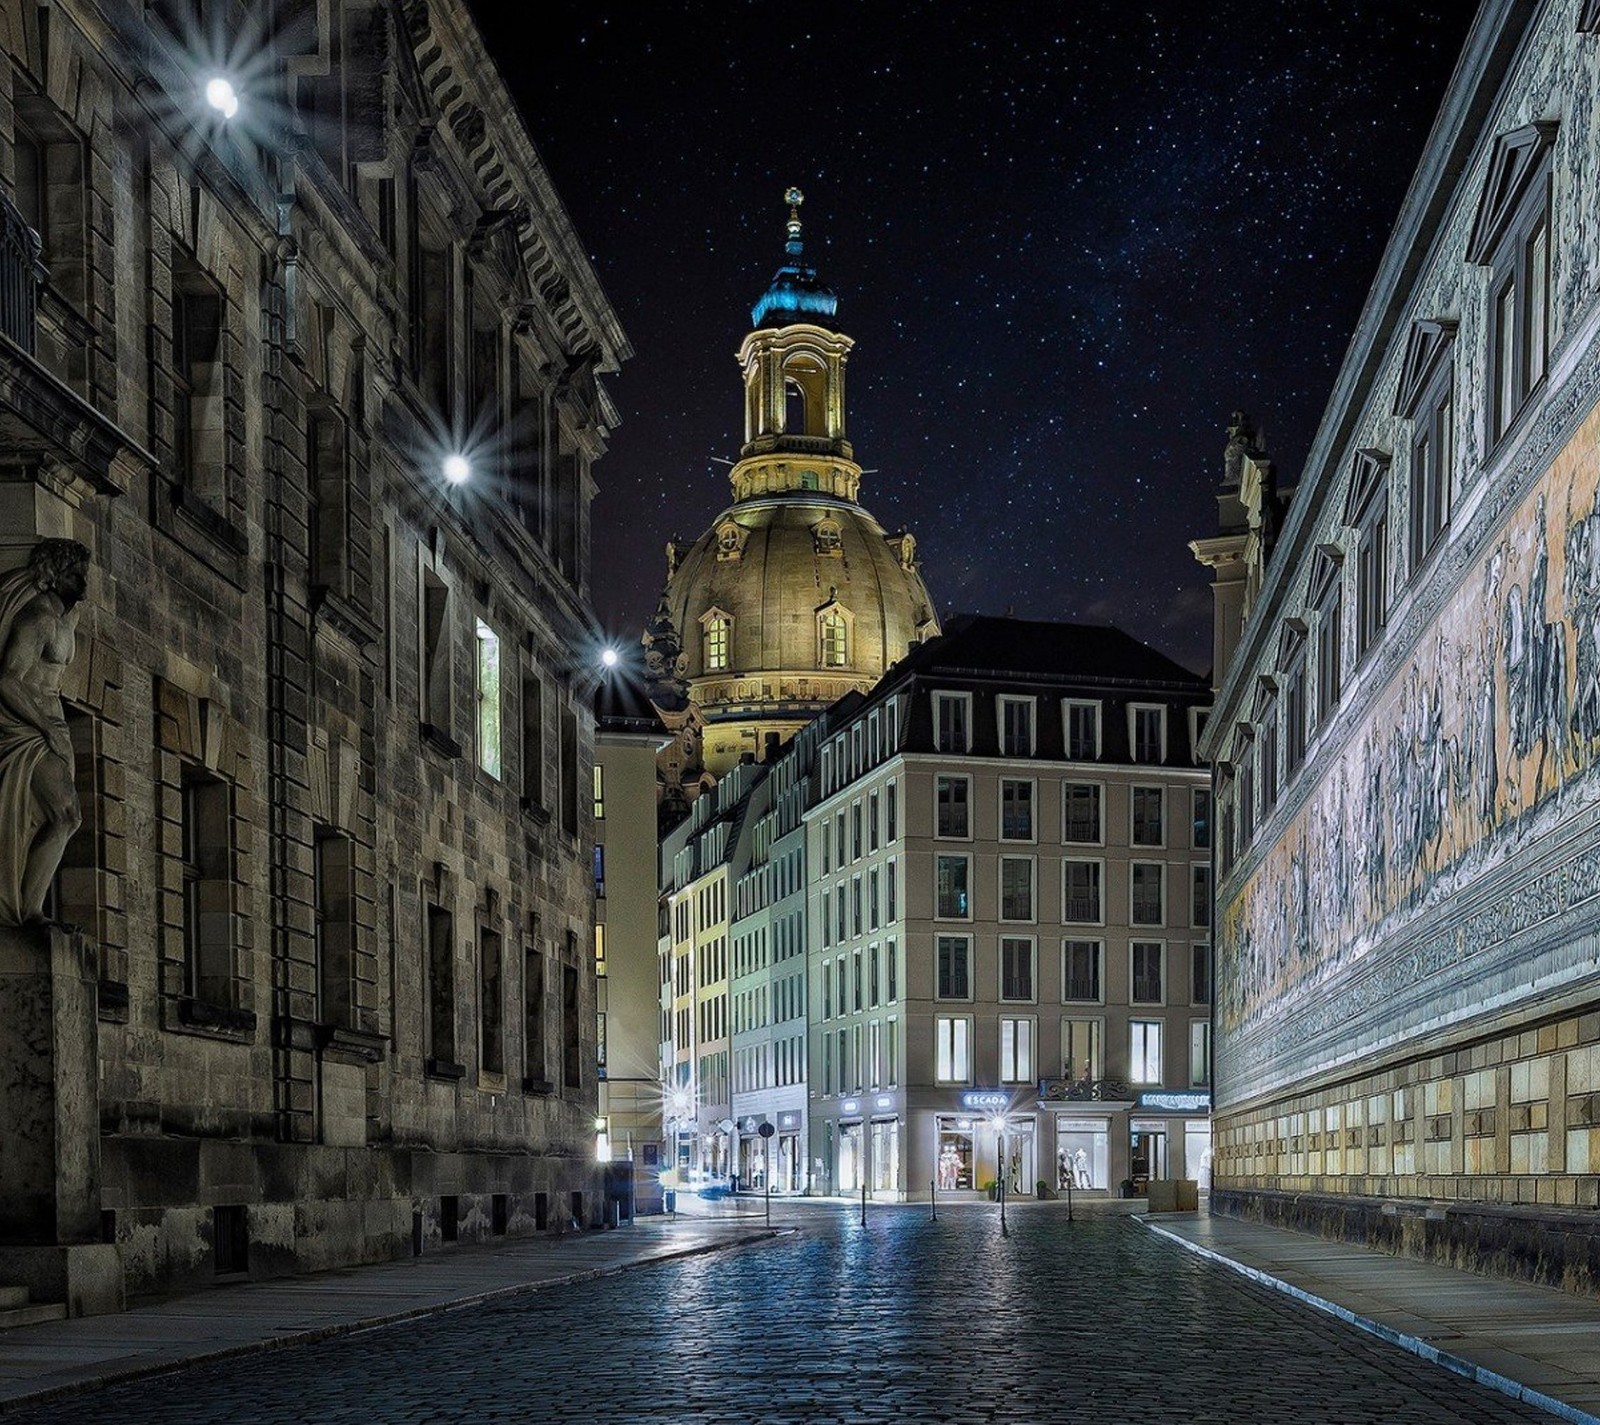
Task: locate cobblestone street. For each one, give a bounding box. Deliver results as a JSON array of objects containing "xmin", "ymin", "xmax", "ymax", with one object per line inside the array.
[{"xmin": 13, "ymin": 1207, "xmax": 1556, "ymax": 1425}]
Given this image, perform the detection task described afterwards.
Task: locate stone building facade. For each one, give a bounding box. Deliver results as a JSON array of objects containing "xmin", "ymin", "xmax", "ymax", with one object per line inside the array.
[
  {"xmin": 1197, "ymin": 0, "xmax": 1600, "ymax": 1291},
  {"xmin": 0, "ymin": 0, "xmax": 626, "ymax": 1309}
]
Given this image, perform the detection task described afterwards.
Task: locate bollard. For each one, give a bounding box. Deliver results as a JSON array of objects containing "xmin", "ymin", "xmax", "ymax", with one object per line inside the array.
[
  {"xmin": 930, "ymin": 1178, "xmax": 937, "ymax": 1222},
  {"xmin": 861, "ymin": 1180, "xmax": 867, "ymax": 1227}
]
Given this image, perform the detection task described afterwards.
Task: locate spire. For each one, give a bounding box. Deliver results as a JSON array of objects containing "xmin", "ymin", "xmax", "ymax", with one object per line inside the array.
[{"xmin": 751, "ymin": 185, "xmax": 839, "ymax": 329}]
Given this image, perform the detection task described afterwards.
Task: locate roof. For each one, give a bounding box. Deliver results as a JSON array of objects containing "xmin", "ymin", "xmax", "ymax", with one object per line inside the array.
[{"xmin": 896, "ymin": 613, "xmax": 1209, "ymax": 690}]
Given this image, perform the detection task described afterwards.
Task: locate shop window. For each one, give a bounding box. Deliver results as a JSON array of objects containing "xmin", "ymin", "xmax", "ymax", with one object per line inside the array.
[
  {"xmin": 182, "ymin": 765, "xmax": 235, "ymax": 1006},
  {"xmin": 1131, "ymin": 942, "xmax": 1164, "ymax": 1005},
  {"xmin": 936, "ymin": 935, "xmax": 971, "ymax": 999},
  {"xmin": 935, "ymin": 855, "xmax": 970, "ymax": 919},
  {"xmin": 475, "ymin": 620, "xmax": 502, "ymax": 779},
  {"xmin": 480, "ymin": 922, "xmax": 504, "ymax": 1076},
  {"xmin": 1000, "ymin": 937, "xmax": 1034, "ymax": 1001},
  {"xmin": 999, "ymin": 1017, "xmax": 1033, "ymax": 1083},
  {"xmin": 1064, "ymin": 700, "xmax": 1100, "ymax": 760},
  {"xmin": 1131, "ymin": 786, "xmax": 1163, "ymax": 846},
  {"xmin": 936, "ymin": 775, "xmax": 970, "ymax": 838},
  {"xmin": 936, "ymin": 1118, "xmax": 974, "ymax": 1190},
  {"xmin": 1130, "ymin": 705, "xmax": 1166, "ymax": 764},
  {"xmin": 933, "ymin": 692, "xmax": 971, "ymax": 753},
  {"xmin": 999, "ymin": 696, "xmax": 1035, "ymax": 755},
  {"xmin": 1062, "ymin": 940, "xmax": 1102, "ymax": 1002},
  {"xmin": 1130, "ymin": 863, "xmax": 1164, "ymax": 926},
  {"xmin": 1000, "ymin": 779, "xmax": 1034, "ymax": 840},
  {"xmin": 1063, "ymin": 782, "xmax": 1102, "ymax": 844},
  {"xmin": 934, "ymin": 1016, "xmax": 971, "ymax": 1083},
  {"xmin": 314, "ymin": 829, "xmax": 354, "ymax": 1027},
  {"xmin": 1000, "ymin": 857, "xmax": 1034, "ymax": 921},
  {"xmin": 1054, "ymin": 1120, "xmax": 1108, "ymax": 1190},
  {"xmin": 426, "ymin": 903, "xmax": 457, "ymax": 1070},
  {"xmin": 1130, "ymin": 1020, "xmax": 1163, "ymax": 1085},
  {"xmin": 1063, "ymin": 860, "xmax": 1102, "ymax": 924},
  {"xmin": 1467, "ymin": 125, "xmax": 1554, "ymax": 445}
]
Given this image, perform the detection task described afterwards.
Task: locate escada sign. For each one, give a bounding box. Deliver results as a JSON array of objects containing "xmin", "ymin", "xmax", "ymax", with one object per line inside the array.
[{"xmin": 961, "ymin": 1091, "xmax": 1010, "ymax": 1111}]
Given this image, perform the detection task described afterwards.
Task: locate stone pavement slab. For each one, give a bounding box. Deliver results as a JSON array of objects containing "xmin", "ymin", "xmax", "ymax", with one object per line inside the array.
[
  {"xmin": 1143, "ymin": 1209, "xmax": 1600, "ymax": 1425},
  {"xmin": 0, "ymin": 1209, "xmax": 781, "ymax": 1411}
]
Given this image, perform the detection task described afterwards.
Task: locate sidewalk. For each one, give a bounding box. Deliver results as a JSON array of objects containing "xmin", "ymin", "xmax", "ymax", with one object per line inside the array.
[
  {"xmin": 0, "ymin": 1208, "xmax": 782, "ymax": 1411},
  {"xmin": 1143, "ymin": 1210, "xmax": 1600, "ymax": 1425}
]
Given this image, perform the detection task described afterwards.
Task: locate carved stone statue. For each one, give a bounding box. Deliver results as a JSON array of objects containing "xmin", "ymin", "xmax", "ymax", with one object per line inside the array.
[{"xmin": 0, "ymin": 538, "xmax": 89, "ymax": 927}]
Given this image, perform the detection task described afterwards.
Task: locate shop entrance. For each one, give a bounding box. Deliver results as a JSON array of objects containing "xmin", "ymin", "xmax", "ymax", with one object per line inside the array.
[
  {"xmin": 1184, "ymin": 1121, "xmax": 1212, "ymax": 1189},
  {"xmin": 870, "ymin": 1119, "xmax": 900, "ymax": 1194},
  {"xmin": 1130, "ymin": 1121, "xmax": 1168, "ymax": 1193},
  {"xmin": 838, "ymin": 1120, "xmax": 864, "ymax": 1193},
  {"xmin": 1001, "ymin": 1118, "xmax": 1036, "ymax": 1195},
  {"xmin": 778, "ymin": 1132, "xmax": 800, "ymax": 1192}
]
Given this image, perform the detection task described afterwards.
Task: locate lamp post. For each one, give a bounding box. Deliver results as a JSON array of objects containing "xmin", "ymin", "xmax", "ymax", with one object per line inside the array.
[{"xmin": 991, "ymin": 1111, "xmax": 1010, "ymax": 1238}]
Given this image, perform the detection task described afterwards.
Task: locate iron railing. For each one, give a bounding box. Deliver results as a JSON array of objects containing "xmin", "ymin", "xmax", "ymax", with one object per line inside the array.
[{"xmin": 0, "ymin": 187, "xmax": 43, "ymax": 354}]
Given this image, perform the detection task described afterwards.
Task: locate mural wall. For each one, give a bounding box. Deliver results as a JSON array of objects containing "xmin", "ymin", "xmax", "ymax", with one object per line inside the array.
[{"xmin": 1221, "ymin": 402, "xmax": 1600, "ymax": 1056}]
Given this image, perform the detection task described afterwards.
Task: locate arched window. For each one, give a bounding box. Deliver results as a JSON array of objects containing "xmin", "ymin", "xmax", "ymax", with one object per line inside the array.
[
  {"xmin": 702, "ymin": 610, "xmax": 732, "ymax": 671},
  {"xmin": 819, "ymin": 610, "xmax": 848, "ymax": 668}
]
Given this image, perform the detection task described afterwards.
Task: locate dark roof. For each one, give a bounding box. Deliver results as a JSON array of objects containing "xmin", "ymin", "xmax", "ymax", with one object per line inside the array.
[
  {"xmin": 594, "ymin": 655, "xmax": 666, "ymax": 734},
  {"xmin": 894, "ymin": 614, "xmax": 1208, "ymax": 690}
]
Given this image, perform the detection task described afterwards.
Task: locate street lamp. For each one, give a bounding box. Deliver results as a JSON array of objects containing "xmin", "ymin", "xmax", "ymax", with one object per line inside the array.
[
  {"xmin": 442, "ymin": 453, "xmax": 471, "ymax": 485},
  {"xmin": 990, "ymin": 1110, "xmax": 1010, "ymax": 1237},
  {"xmin": 203, "ymin": 75, "xmax": 240, "ymax": 120},
  {"xmin": 600, "ymin": 646, "xmax": 619, "ymax": 669}
]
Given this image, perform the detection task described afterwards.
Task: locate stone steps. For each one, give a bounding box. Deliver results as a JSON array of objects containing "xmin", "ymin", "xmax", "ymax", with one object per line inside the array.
[{"xmin": 0, "ymin": 1286, "xmax": 65, "ymax": 1329}]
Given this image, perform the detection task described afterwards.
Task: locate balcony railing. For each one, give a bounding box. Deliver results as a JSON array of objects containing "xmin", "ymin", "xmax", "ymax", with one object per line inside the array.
[
  {"xmin": 0, "ymin": 188, "xmax": 43, "ymax": 355},
  {"xmin": 1039, "ymin": 1075, "xmax": 1131, "ymax": 1102}
]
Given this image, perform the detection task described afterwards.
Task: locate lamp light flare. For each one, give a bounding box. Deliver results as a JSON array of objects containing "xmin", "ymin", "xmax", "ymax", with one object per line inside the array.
[
  {"xmin": 204, "ymin": 76, "xmax": 240, "ymax": 119},
  {"xmin": 600, "ymin": 647, "xmax": 620, "ymax": 668},
  {"xmin": 442, "ymin": 453, "xmax": 471, "ymax": 484}
]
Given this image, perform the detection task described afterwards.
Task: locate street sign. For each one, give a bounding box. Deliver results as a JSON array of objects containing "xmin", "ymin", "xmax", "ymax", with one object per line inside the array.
[{"xmin": 758, "ymin": 1121, "xmax": 775, "ymax": 1139}]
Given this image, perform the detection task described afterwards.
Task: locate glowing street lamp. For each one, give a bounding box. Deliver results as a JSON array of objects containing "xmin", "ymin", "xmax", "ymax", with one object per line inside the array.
[
  {"xmin": 204, "ymin": 76, "xmax": 240, "ymax": 120},
  {"xmin": 442, "ymin": 453, "xmax": 471, "ymax": 485},
  {"xmin": 600, "ymin": 646, "xmax": 619, "ymax": 669}
]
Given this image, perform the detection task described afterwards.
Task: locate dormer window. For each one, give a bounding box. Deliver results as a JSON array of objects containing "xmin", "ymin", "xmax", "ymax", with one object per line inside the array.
[
  {"xmin": 813, "ymin": 517, "xmax": 843, "ymax": 556},
  {"xmin": 715, "ymin": 521, "xmax": 745, "ymax": 561},
  {"xmin": 700, "ymin": 607, "xmax": 733, "ymax": 672},
  {"xmin": 817, "ymin": 600, "xmax": 852, "ymax": 668}
]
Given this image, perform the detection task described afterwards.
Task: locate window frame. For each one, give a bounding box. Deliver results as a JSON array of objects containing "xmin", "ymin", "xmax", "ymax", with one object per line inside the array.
[
  {"xmin": 934, "ymin": 1014, "xmax": 973, "ymax": 1084},
  {"xmin": 934, "ymin": 853, "xmax": 972, "ymax": 921},
  {"xmin": 999, "ymin": 776, "xmax": 1036, "ymax": 843},
  {"xmin": 999, "ymin": 934, "xmax": 1037, "ymax": 1003},
  {"xmin": 1129, "ymin": 1019, "xmax": 1164, "ymax": 1086},
  {"xmin": 935, "ymin": 773, "xmax": 972, "ymax": 840},
  {"xmin": 936, "ymin": 934, "xmax": 973, "ymax": 1001},
  {"xmin": 997, "ymin": 694, "xmax": 1037, "ymax": 756},
  {"xmin": 1062, "ymin": 780, "xmax": 1104, "ymax": 846},
  {"xmin": 1063, "ymin": 698, "xmax": 1101, "ymax": 761},
  {"xmin": 1062, "ymin": 858, "xmax": 1104, "ymax": 927},
  {"xmin": 1129, "ymin": 784, "xmax": 1165, "ymax": 848},
  {"xmin": 998, "ymin": 1015, "xmax": 1035, "ymax": 1085},
  {"xmin": 1129, "ymin": 861, "xmax": 1165, "ymax": 928},
  {"xmin": 998, "ymin": 854, "xmax": 1036, "ymax": 924},
  {"xmin": 933, "ymin": 691, "xmax": 973, "ymax": 754},
  {"xmin": 1129, "ymin": 703, "xmax": 1166, "ymax": 765},
  {"xmin": 1130, "ymin": 940, "xmax": 1165, "ymax": 1007}
]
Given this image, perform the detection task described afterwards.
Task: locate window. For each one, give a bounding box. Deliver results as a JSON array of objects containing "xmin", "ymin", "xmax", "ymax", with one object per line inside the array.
[
  {"xmin": 594, "ymin": 923, "xmax": 607, "ymax": 978},
  {"xmin": 852, "ymin": 802, "xmax": 863, "ymax": 859},
  {"xmin": 1191, "ymin": 789, "xmax": 1211, "ymax": 850},
  {"xmin": 427, "ymin": 903, "xmax": 456, "ymax": 1068},
  {"xmin": 1062, "ymin": 1017, "xmax": 1102, "ymax": 1081},
  {"xmin": 852, "ymin": 948, "xmax": 863, "ymax": 1010},
  {"xmin": 936, "ymin": 776, "xmax": 970, "ymax": 838},
  {"xmin": 1063, "ymin": 782, "xmax": 1102, "ymax": 844},
  {"xmin": 1191, "ymin": 943, "xmax": 1213, "ymax": 1005},
  {"xmin": 314, "ymin": 831, "xmax": 354, "ymax": 1026},
  {"xmin": 887, "ymin": 781, "xmax": 898, "ymax": 841},
  {"xmin": 703, "ymin": 611, "xmax": 731, "ymax": 671},
  {"xmin": 1315, "ymin": 568, "xmax": 1343, "ymax": 725},
  {"xmin": 1000, "ymin": 779, "xmax": 1034, "ymax": 840},
  {"xmin": 1000, "ymin": 857, "xmax": 1034, "ymax": 921},
  {"xmin": 869, "ymin": 943, "xmax": 881, "ymax": 1006},
  {"xmin": 851, "ymin": 877, "xmax": 863, "ymax": 936},
  {"xmin": 869, "ymin": 870, "xmax": 880, "ymax": 930},
  {"xmin": 1062, "ymin": 940, "xmax": 1101, "ymax": 1002},
  {"xmin": 307, "ymin": 411, "xmax": 350, "ymax": 594},
  {"xmin": 592, "ymin": 764, "xmax": 605, "ymax": 820},
  {"xmin": 1348, "ymin": 451, "xmax": 1391, "ymax": 660},
  {"xmin": 936, "ymin": 935, "xmax": 971, "ymax": 999},
  {"xmin": 522, "ymin": 676, "xmax": 544, "ymax": 807},
  {"xmin": 1190, "ymin": 1021, "xmax": 1212, "ymax": 1087},
  {"xmin": 1257, "ymin": 695, "xmax": 1279, "ymax": 816},
  {"xmin": 1000, "ymin": 937, "xmax": 1035, "ymax": 1001},
  {"xmin": 819, "ymin": 609, "xmax": 849, "ymax": 667},
  {"xmin": 419, "ymin": 567, "xmax": 456, "ymax": 744},
  {"xmin": 1283, "ymin": 644, "xmax": 1307, "ymax": 776},
  {"xmin": 1408, "ymin": 368, "xmax": 1454, "ymax": 570},
  {"xmin": 1131, "ymin": 863, "xmax": 1164, "ymax": 926},
  {"xmin": 475, "ymin": 621, "xmax": 502, "ymax": 778},
  {"xmin": 869, "ymin": 791, "xmax": 880, "ymax": 850},
  {"xmin": 592, "ymin": 845, "xmax": 606, "ymax": 899},
  {"xmin": 1468, "ymin": 125, "xmax": 1554, "ymax": 443},
  {"xmin": 1191, "ymin": 866, "xmax": 1211, "ymax": 929},
  {"xmin": 1064, "ymin": 700, "xmax": 1100, "ymax": 760},
  {"xmin": 886, "ymin": 860, "xmax": 898, "ymax": 923},
  {"xmin": 1131, "ymin": 705, "xmax": 1165, "ymax": 764},
  {"xmin": 562, "ymin": 961, "xmax": 581, "ymax": 1088},
  {"xmin": 524, "ymin": 943, "xmax": 546, "ymax": 1084},
  {"xmin": 1063, "ymin": 860, "xmax": 1102, "ymax": 924},
  {"xmin": 887, "ymin": 939, "xmax": 898, "ymax": 1001},
  {"xmin": 559, "ymin": 706, "xmax": 579, "ymax": 837},
  {"xmin": 1131, "ymin": 787, "xmax": 1163, "ymax": 847},
  {"xmin": 181, "ymin": 766, "xmax": 234, "ymax": 1005},
  {"xmin": 999, "ymin": 1017, "xmax": 1033, "ymax": 1083},
  {"xmin": 999, "ymin": 696, "xmax": 1035, "ymax": 755},
  {"xmin": 1131, "ymin": 942, "xmax": 1164, "ymax": 1004},
  {"xmin": 172, "ymin": 255, "xmax": 226, "ymax": 504},
  {"xmin": 936, "ymin": 855, "xmax": 970, "ymax": 919},
  {"xmin": 1130, "ymin": 1020, "xmax": 1163, "ymax": 1085},
  {"xmin": 934, "ymin": 692, "xmax": 971, "ymax": 753},
  {"xmin": 934, "ymin": 1016, "xmax": 971, "ymax": 1083},
  {"xmin": 480, "ymin": 923, "xmax": 504, "ymax": 1076}
]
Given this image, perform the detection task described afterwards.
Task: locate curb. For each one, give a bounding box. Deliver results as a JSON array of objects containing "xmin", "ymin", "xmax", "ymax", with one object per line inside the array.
[
  {"xmin": 1139, "ymin": 1218, "xmax": 1600, "ymax": 1425},
  {"xmin": 0, "ymin": 1225, "xmax": 789, "ymax": 1415}
]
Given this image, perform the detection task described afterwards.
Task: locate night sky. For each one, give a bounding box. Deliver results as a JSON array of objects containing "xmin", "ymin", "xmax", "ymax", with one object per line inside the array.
[{"xmin": 474, "ymin": 1, "xmax": 1478, "ymax": 675}]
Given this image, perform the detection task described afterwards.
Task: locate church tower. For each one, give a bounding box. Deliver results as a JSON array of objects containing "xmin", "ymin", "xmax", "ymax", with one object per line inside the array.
[{"xmin": 653, "ymin": 190, "xmax": 938, "ymax": 789}]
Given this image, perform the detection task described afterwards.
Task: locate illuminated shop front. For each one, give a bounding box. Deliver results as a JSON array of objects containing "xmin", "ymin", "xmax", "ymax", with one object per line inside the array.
[{"xmin": 1053, "ymin": 1118, "xmax": 1110, "ymax": 1190}]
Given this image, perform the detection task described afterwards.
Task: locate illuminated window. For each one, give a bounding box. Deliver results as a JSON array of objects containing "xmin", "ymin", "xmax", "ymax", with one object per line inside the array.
[
  {"xmin": 704, "ymin": 614, "xmax": 731, "ymax": 671},
  {"xmin": 1000, "ymin": 1017, "xmax": 1033, "ymax": 1083},
  {"xmin": 592, "ymin": 764, "xmax": 604, "ymax": 819},
  {"xmin": 475, "ymin": 620, "xmax": 501, "ymax": 779},
  {"xmin": 819, "ymin": 609, "xmax": 848, "ymax": 667},
  {"xmin": 934, "ymin": 1016, "xmax": 971, "ymax": 1083},
  {"xmin": 594, "ymin": 923, "xmax": 606, "ymax": 978},
  {"xmin": 1130, "ymin": 1020, "xmax": 1163, "ymax": 1085}
]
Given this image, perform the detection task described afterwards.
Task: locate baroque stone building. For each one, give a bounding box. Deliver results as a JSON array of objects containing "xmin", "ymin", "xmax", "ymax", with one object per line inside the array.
[
  {"xmin": 0, "ymin": 0, "xmax": 626, "ymax": 1310},
  {"xmin": 651, "ymin": 191, "xmax": 938, "ymax": 815},
  {"xmin": 1196, "ymin": 0, "xmax": 1600, "ymax": 1291}
]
